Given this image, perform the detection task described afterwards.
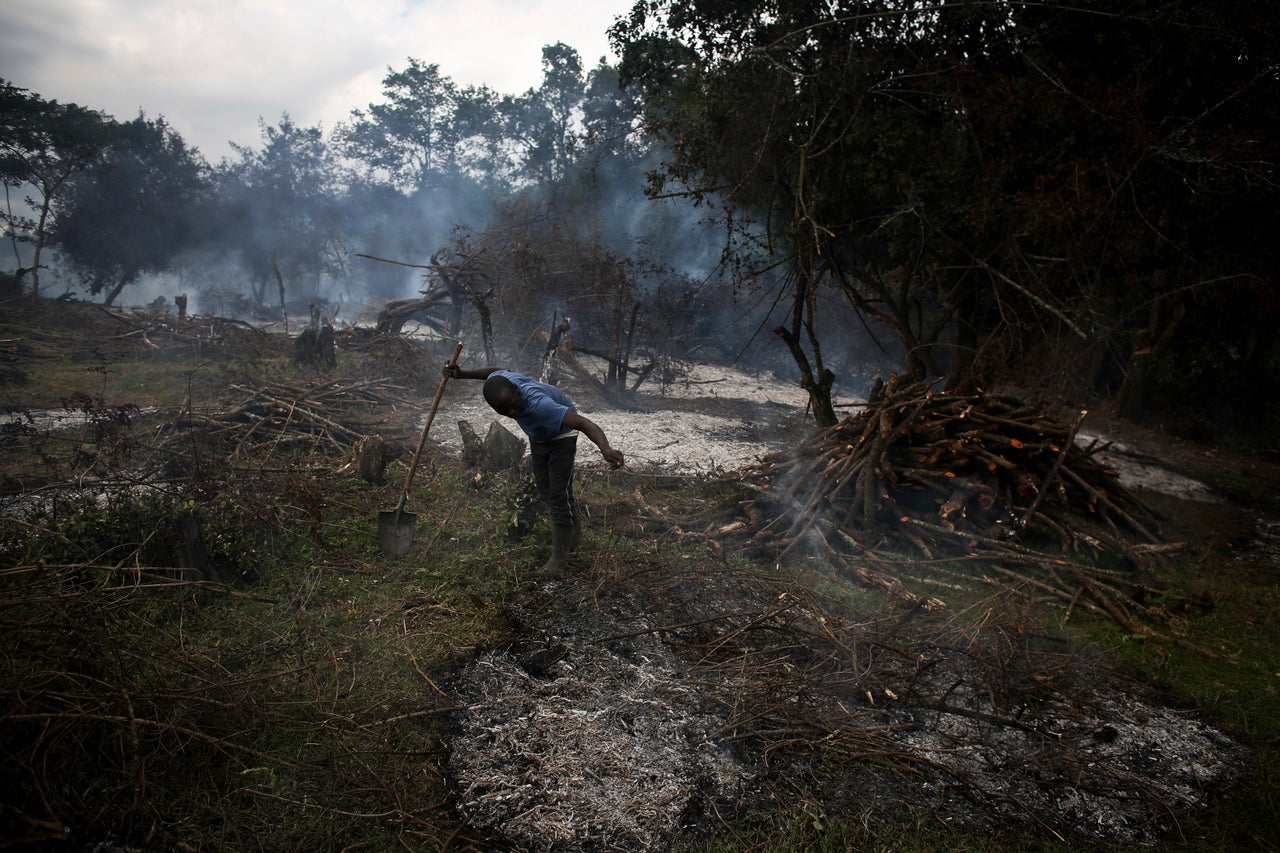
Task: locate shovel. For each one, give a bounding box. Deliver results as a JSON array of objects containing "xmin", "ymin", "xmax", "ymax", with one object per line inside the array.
[{"xmin": 379, "ymin": 340, "xmax": 464, "ymax": 556}]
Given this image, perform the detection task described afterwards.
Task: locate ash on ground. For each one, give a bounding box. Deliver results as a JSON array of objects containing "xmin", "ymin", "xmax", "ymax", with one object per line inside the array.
[
  {"xmin": 432, "ymin": 362, "xmax": 818, "ymax": 476},
  {"xmin": 1077, "ymin": 429, "xmax": 1223, "ymax": 504},
  {"xmin": 446, "ymin": 569, "xmax": 1246, "ymax": 850},
  {"xmin": 433, "ymin": 361, "xmax": 1224, "ymax": 506},
  {"xmin": 448, "ymin": 585, "xmax": 749, "ymax": 851}
]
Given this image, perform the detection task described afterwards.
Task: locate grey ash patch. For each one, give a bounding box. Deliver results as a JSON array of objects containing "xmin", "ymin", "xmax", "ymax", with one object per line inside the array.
[
  {"xmin": 448, "ymin": 586, "xmax": 749, "ymax": 851},
  {"xmin": 445, "ymin": 567, "xmax": 1245, "ymax": 849}
]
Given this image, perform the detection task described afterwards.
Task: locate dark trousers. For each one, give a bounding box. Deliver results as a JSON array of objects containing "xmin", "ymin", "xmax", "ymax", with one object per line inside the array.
[{"xmin": 530, "ymin": 436, "xmax": 578, "ymax": 528}]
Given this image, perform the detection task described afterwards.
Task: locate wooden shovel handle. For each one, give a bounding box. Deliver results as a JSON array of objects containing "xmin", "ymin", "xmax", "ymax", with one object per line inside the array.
[{"xmin": 399, "ymin": 340, "xmax": 464, "ymax": 501}]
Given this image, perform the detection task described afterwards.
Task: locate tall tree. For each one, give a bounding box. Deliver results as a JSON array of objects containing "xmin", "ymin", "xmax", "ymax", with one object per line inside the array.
[
  {"xmin": 51, "ymin": 114, "xmax": 209, "ymax": 306},
  {"xmin": 217, "ymin": 115, "xmax": 341, "ymax": 309},
  {"xmin": 979, "ymin": 1, "xmax": 1280, "ymax": 423},
  {"xmin": 0, "ymin": 80, "xmax": 116, "ymax": 301},
  {"xmin": 500, "ymin": 43, "xmax": 587, "ymax": 186},
  {"xmin": 335, "ymin": 59, "xmax": 475, "ymax": 194},
  {"xmin": 579, "ymin": 60, "xmax": 646, "ymax": 170},
  {"xmin": 613, "ymin": 1, "xmax": 944, "ymax": 424}
]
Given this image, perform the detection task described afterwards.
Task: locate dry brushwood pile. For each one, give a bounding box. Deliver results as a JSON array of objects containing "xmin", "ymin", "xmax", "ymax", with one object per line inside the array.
[
  {"xmin": 95, "ymin": 305, "xmax": 285, "ymax": 358},
  {"xmin": 171, "ymin": 377, "xmax": 423, "ymax": 457},
  {"xmin": 738, "ymin": 375, "xmax": 1179, "ymax": 636}
]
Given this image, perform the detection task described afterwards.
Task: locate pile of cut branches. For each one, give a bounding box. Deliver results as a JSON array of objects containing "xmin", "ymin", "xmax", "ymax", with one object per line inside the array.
[
  {"xmin": 736, "ymin": 376, "xmax": 1183, "ymax": 636},
  {"xmin": 96, "ymin": 305, "xmax": 284, "ymax": 358},
  {"xmin": 174, "ymin": 377, "xmax": 422, "ymax": 457}
]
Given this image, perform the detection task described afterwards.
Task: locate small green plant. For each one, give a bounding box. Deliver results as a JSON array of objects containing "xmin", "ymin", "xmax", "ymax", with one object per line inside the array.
[{"xmin": 492, "ymin": 470, "xmax": 543, "ymax": 540}]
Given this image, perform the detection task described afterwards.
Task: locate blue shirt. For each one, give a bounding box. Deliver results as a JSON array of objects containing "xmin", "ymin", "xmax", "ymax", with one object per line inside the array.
[{"xmin": 493, "ymin": 370, "xmax": 577, "ymax": 444}]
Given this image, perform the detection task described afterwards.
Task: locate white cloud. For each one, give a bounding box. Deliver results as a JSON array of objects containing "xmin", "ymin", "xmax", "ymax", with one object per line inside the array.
[{"xmin": 0, "ymin": 0, "xmax": 631, "ymax": 160}]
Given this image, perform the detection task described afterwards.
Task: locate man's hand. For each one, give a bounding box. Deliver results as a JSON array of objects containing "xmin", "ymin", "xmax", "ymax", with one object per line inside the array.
[
  {"xmin": 444, "ymin": 365, "xmax": 498, "ymax": 381},
  {"xmin": 601, "ymin": 448, "xmax": 624, "ymax": 469}
]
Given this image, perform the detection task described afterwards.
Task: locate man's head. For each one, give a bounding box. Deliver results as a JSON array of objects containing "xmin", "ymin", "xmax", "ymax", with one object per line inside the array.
[{"xmin": 482, "ymin": 375, "xmax": 521, "ymax": 418}]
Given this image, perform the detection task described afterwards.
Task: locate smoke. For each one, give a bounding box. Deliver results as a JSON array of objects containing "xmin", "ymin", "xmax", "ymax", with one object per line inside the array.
[{"xmin": 3, "ymin": 54, "xmax": 896, "ymax": 402}]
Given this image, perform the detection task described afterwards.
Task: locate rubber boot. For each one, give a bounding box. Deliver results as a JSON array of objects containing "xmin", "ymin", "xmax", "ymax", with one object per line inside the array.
[
  {"xmin": 568, "ymin": 517, "xmax": 582, "ymax": 552},
  {"xmin": 541, "ymin": 525, "xmax": 574, "ymax": 576}
]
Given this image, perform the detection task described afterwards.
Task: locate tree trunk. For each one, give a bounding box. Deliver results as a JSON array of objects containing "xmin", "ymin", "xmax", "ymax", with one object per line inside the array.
[
  {"xmin": 621, "ymin": 302, "xmax": 640, "ymax": 392},
  {"xmin": 775, "ymin": 323, "xmax": 837, "ymax": 429},
  {"xmin": 272, "ymin": 250, "xmax": 287, "ymax": 332},
  {"xmin": 28, "ymin": 194, "xmax": 52, "ymax": 303},
  {"xmin": 785, "ymin": 169, "xmax": 839, "ymax": 430},
  {"xmin": 539, "ymin": 315, "xmax": 570, "ymax": 384},
  {"xmin": 1113, "ymin": 277, "xmax": 1185, "ymax": 421},
  {"xmin": 353, "ymin": 435, "xmax": 388, "ymax": 484},
  {"xmin": 947, "ymin": 273, "xmax": 980, "ymax": 391},
  {"xmin": 607, "ymin": 264, "xmax": 625, "ymax": 390},
  {"xmin": 470, "ymin": 289, "xmax": 495, "ymax": 365},
  {"xmin": 102, "ymin": 271, "xmax": 136, "ymax": 308}
]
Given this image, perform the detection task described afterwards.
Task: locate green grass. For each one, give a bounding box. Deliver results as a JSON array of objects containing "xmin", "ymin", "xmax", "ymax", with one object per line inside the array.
[
  {"xmin": 0, "ymin": 457, "xmax": 521, "ymax": 849},
  {"xmin": 6, "ymin": 445, "xmax": 1277, "ymax": 850},
  {"xmin": 1093, "ymin": 549, "xmax": 1280, "ymax": 850}
]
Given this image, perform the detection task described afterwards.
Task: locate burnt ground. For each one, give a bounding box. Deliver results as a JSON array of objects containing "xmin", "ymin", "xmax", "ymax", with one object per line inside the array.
[
  {"xmin": 447, "ymin": 561, "xmax": 1249, "ymax": 850},
  {"xmin": 441, "ymin": 376, "xmax": 1277, "ymax": 852},
  {"xmin": 1072, "ymin": 408, "xmax": 1280, "ymax": 577},
  {"xmin": 3, "ymin": 303, "xmax": 1274, "ymax": 851}
]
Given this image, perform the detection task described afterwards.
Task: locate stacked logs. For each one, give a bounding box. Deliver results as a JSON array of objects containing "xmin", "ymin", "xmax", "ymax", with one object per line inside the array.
[{"xmin": 741, "ymin": 376, "xmax": 1168, "ymax": 580}]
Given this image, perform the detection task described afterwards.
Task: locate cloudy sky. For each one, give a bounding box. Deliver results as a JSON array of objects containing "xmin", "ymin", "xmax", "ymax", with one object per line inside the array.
[{"xmin": 1, "ymin": 0, "xmax": 634, "ymax": 161}]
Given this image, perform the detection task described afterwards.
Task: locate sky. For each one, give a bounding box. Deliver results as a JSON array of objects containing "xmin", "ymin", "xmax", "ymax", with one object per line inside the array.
[{"xmin": 0, "ymin": 0, "xmax": 635, "ymax": 162}]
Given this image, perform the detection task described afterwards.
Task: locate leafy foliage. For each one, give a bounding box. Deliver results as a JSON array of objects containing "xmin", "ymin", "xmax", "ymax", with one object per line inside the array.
[
  {"xmin": 51, "ymin": 114, "xmax": 209, "ymax": 305},
  {"xmin": 218, "ymin": 115, "xmax": 345, "ymax": 305},
  {"xmin": 0, "ymin": 79, "xmax": 117, "ymax": 300},
  {"xmin": 610, "ymin": 0, "xmax": 1280, "ymax": 436},
  {"xmin": 4, "ymin": 8, "xmax": 1277, "ymax": 437},
  {"xmin": 335, "ymin": 58, "xmax": 494, "ymax": 192}
]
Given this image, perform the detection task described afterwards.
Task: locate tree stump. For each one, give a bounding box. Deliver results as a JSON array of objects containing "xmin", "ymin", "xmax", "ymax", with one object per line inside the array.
[
  {"xmin": 483, "ymin": 421, "xmax": 526, "ymax": 472},
  {"xmin": 293, "ymin": 323, "xmax": 336, "ymax": 367},
  {"xmin": 458, "ymin": 420, "xmax": 487, "ymax": 469},
  {"xmin": 179, "ymin": 511, "xmax": 236, "ymax": 584},
  {"xmin": 353, "ymin": 434, "xmax": 388, "ymax": 484}
]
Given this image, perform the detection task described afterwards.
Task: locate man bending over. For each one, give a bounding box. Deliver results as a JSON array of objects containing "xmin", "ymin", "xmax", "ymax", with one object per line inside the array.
[{"xmin": 444, "ymin": 363, "xmax": 624, "ymax": 574}]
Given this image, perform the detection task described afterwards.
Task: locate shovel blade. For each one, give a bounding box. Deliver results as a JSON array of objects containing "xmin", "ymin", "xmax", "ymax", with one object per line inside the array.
[{"xmin": 378, "ymin": 508, "xmax": 418, "ymax": 556}]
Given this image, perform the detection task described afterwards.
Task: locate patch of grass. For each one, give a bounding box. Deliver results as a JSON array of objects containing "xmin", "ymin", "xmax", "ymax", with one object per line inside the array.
[
  {"xmin": 1084, "ymin": 551, "xmax": 1280, "ymax": 850},
  {"xmin": 5, "ymin": 441, "xmax": 1275, "ymax": 851},
  {"xmin": 0, "ymin": 452, "xmax": 532, "ymax": 849},
  {"xmin": 680, "ymin": 793, "xmax": 1072, "ymax": 853},
  {"xmin": 25, "ymin": 351, "xmax": 236, "ymax": 410}
]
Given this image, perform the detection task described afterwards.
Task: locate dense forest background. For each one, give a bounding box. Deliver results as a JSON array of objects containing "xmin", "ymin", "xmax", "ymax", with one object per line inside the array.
[{"xmin": 4, "ymin": 0, "xmax": 1277, "ymax": 445}]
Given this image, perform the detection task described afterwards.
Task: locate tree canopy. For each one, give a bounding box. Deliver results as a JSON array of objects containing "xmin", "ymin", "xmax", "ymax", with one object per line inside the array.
[
  {"xmin": 610, "ymin": 0, "xmax": 1280, "ymax": 432},
  {"xmin": 1, "ymin": 80, "xmax": 117, "ymax": 300},
  {"xmin": 52, "ymin": 114, "xmax": 209, "ymax": 306},
  {"xmin": 3, "ymin": 10, "xmax": 1277, "ymax": 439}
]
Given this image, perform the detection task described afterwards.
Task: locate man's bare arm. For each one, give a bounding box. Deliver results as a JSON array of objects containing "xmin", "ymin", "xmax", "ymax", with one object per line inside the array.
[
  {"xmin": 445, "ymin": 365, "xmax": 499, "ymax": 380},
  {"xmin": 562, "ymin": 410, "xmax": 624, "ymax": 468}
]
